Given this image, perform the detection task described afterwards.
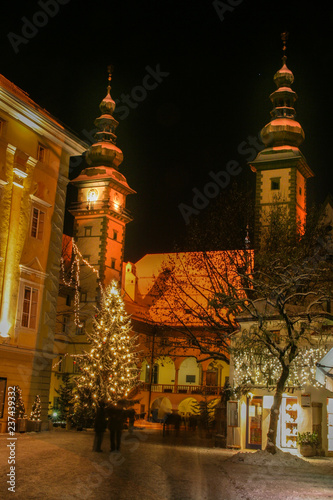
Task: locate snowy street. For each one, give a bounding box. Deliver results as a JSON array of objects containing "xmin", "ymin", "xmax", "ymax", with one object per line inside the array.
[{"xmin": 1, "ymin": 428, "xmax": 333, "ymax": 500}]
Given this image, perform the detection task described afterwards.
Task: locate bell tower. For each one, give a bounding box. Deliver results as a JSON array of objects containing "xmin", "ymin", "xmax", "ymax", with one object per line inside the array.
[
  {"xmin": 250, "ymin": 33, "xmax": 314, "ymax": 243},
  {"xmin": 70, "ymin": 68, "xmax": 135, "ymax": 295}
]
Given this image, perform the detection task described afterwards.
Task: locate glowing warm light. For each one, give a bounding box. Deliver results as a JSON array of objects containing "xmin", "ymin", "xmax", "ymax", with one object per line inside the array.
[
  {"xmin": 0, "ymin": 318, "xmax": 12, "ymax": 338},
  {"xmin": 263, "ymin": 395, "xmax": 274, "ymax": 409},
  {"xmin": 87, "ymin": 188, "xmax": 98, "ymax": 202}
]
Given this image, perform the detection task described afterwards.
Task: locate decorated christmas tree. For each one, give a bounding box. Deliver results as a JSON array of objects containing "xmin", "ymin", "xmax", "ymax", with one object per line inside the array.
[
  {"xmin": 55, "ymin": 373, "xmax": 74, "ymax": 421},
  {"xmin": 75, "ymin": 281, "xmax": 139, "ymax": 410},
  {"xmin": 14, "ymin": 386, "xmax": 26, "ymax": 419},
  {"xmin": 30, "ymin": 395, "xmax": 42, "ymax": 421}
]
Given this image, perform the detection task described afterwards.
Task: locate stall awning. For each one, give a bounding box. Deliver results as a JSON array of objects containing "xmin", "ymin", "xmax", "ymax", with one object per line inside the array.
[{"xmin": 316, "ymin": 348, "xmax": 333, "ymax": 385}]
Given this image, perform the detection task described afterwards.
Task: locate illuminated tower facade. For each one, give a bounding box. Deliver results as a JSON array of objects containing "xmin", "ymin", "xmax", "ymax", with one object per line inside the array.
[
  {"xmin": 250, "ymin": 34, "xmax": 314, "ymax": 242},
  {"xmin": 69, "ymin": 70, "xmax": 135, "ymax": 306}
]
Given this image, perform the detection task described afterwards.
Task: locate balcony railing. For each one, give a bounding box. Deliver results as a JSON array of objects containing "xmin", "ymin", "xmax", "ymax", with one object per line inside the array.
[
  {"xmin": 70, "ymin": 199, "xmax": 132, "ymax": 218},
  {"xmin": 140, "ymin": 383, "xmax": 221, "ymax": 396}
]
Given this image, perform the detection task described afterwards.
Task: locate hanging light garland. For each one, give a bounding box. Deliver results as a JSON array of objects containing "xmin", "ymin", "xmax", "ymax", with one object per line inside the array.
[
  {"xmin": 233, "ymin": 346, "xmax": 328, "ymax": 389},
  {"xmin": 60, "ymin": 238, "xmax": 103, "ymax": 326}
]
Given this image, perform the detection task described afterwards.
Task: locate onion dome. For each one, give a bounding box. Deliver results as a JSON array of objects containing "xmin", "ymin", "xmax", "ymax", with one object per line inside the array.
[
  {"xmin": 260, "ymin": 33, "xmax": 305, "ymax": 148},
  {"xmin": 86, "ymin": 67, "xmax": 124, "ymax": 169}
]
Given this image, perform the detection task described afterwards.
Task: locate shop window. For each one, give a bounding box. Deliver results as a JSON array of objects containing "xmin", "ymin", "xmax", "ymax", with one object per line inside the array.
[
  {"xmin": 281, "ymin": 396, "xmax": 298, "ymax": 449},
  {"xmin": 246, "ymin": 396, "xmax": 263, "ymax": 449},
  {"xmin": 328, "ymin": 399, "xmax": 333, "ymax": 452},
  {"xmin": 21, "ymin": 286, "xmax": 38, "ymax": 329},
  {"xmin": 30, "ymin": 207, "xmax": 45, "ymax": 239}
]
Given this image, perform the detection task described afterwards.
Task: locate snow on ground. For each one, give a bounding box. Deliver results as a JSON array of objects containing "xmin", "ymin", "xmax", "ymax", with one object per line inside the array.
[
  {"xmin": 0, "ymin": 428, "xmax": 333, "ymax": 500},
  {"xmin": 228, "ymin": 448, "xmax": 315, "ymax": 468}
]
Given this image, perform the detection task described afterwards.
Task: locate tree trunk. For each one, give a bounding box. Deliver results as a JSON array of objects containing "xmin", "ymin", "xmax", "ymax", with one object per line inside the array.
[{"xmin": 266, "ymin": 365, "xmax": 290, "ymax": 454}]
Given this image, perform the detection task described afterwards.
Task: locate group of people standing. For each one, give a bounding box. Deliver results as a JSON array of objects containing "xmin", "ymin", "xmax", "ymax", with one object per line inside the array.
[{"xmin": 93, "ymin": 403, "xmax": 135, "ymax": 453}]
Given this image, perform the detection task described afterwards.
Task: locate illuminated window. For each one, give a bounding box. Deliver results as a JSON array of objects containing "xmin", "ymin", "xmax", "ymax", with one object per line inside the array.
[
  {"xmin": 21, "ymin": 286, "xmax": 38, "ymax": 329},
  {"xmin": 271, "ymin": 178, "xmax": 280, "ymax": 191},
  {"xmin": 76, "ymin": 321, "xmax": 85, "ymax": 336},
  {"xmin": 31, "ymin": 207, "xmax": 45, "ymax": 239},
  {"xmin": 37, "ymin": 144, "xmax": 47, "ymax": 162},
  {"xmin": 87, "ymin": 189, "xmax": 98, "ymax": 203}
]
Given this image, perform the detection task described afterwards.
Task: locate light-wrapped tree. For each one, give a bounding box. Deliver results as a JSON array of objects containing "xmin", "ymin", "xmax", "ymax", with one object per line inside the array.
[
  {"xmin": 74, "ymin": 281, "xmax": 140, "ymax": 411},
  {"xmin": 30, "ymin": 395, "xmax": 41, "ymax": 421}
]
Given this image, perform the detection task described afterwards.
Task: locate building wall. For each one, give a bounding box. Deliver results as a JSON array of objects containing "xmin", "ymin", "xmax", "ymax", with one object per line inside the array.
[{"xmin": 0, "ymin": 75, "xmax": 86, "ymax": 429}]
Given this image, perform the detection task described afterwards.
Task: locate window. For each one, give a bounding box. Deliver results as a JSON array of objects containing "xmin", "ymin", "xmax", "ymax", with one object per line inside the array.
[
  {"xmin": 58, "ymin": 357, "xmax": 63, "ymax": 373},
  {"xmin": 66, "ymin": 295, "xmax": 71, "ymax": 307},
  {"xmin": 21, "ymin": 286, "xmax": 38, "ymax": 328},
  {"xmin": 186, "ymin": 375, "xmax": 196, "ymax": 383},
  {"xmin": 113, "ymin": 230, "xmax": 118, "ymax": 241},
  {"xmin": 0, "ymin": 118, "xmax": 5, "ymax": 136},
  {"xmin": 0, "ymin": 377, "xmax": 7, "ymax": 419},
  {"xmin": 73, "ymin": 359, "xmax": 79, "ymax": 373},
  {"xmin": 82, "ymin": 255, "xmax": 90, "ymax": 263},
  {"xmin": 111, "ymin": 258, "xmax": 116, "ymax": 269},
  {"xmin": 37, "ymin": 144, "xmax": 47, "ymax": 162},
  {"xmin": 299, "ymin": 187, "xmax": 302, "ymax": 195},
  {"xmin": 271, "ymin": 178, "xmax": 280, "ymax": 191},
  {"xmin": 30, "ymin": 207, "xmax": 45, "ymax": 239},
  {"xmin": 62, "ymin": 315, "xmax": 69, "ymax": 334},
  {"xmin": 76, "ymin": 321, "xmax": 85, "ymax": 335},
  {"xmin": 80, "ymin": 292, "xmax": 87, "ymax": 303},
  {"xmin": 84, "ymin": 226, "xmax": 92, "ymax": 237}
]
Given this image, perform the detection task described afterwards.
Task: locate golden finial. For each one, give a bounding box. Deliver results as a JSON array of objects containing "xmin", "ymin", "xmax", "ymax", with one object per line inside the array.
[
  {"xmin": 107, "ymin": 64, "xmax": 114, "ymax": 85},
  {"xmin": 281, "ymin": 32, "xmax": 289, "ymax": 63}
]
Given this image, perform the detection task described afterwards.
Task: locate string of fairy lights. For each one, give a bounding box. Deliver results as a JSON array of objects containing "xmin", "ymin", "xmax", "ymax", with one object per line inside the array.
[{"xmin": 233, "ymin": 346, "xmax": 328, "ymax": 389}]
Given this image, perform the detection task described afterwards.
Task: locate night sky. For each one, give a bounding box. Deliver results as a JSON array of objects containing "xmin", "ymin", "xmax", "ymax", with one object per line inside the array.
[{"xmin": 1, "ymin": 1, "xmax": 332, "ymax": 262}]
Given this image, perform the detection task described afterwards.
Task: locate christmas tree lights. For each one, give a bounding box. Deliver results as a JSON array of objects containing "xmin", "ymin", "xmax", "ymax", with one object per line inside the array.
[
  {"xmin": 74, "ymin": 281, "xmax": 140, "ymax": 410},
  {"xmin": 30, "ymin": 395, "xmax": 41, "ymax": 421},
  {"xmin": 14, "ymin": 386, "xmax": 26, "ymax": 419}
]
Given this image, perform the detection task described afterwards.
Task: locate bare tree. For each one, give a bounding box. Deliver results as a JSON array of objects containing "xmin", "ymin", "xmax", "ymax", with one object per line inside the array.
[{"xmin": 149, "ymin": 202, "xmax": 333, "ymax": 453}]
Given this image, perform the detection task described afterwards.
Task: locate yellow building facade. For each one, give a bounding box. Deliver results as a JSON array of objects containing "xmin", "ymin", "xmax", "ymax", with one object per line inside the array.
[{"xmin": 0, "ymin": 74, "xmax": 86, "ymax": 428}]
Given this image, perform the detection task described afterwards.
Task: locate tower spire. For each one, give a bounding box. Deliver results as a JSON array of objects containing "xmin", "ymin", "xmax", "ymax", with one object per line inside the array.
[
  {"xmin": 85, "ymin": 65, "xmax": 123, "ymax": 169},
  {"xmin": 281, "ymin": 31, "xmax": 288, "ymax": 63}
]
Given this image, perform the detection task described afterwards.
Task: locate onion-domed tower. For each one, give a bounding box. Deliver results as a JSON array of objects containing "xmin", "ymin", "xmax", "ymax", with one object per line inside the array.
[
  {"xmin": 70, "ymin": 68, "xmax": 135, "ymax": 298},
  {"xmin": 250, "ymin": 33, "xmax": 314, "ymax": 243}
]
